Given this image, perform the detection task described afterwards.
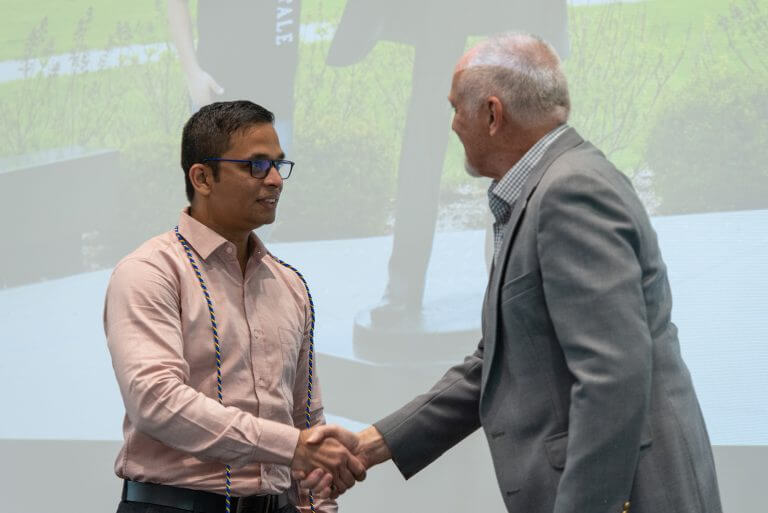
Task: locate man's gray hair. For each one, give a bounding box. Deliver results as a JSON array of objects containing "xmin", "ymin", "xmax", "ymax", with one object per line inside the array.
[{"xmin": 457, "ymin": 33, "xmax": 570, "ymax": 125}]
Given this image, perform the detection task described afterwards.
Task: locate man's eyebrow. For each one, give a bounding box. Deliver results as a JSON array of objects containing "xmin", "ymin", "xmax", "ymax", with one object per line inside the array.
[{"xmin": 247, "ymin": 152, "xmax": 286, "ymax": 160}]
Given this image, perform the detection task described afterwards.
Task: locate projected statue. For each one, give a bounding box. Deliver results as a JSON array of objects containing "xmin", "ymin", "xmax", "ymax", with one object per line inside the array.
[
  {"xmin": 167, "ymin": 0, "xmax": 300, "ymax": 150},
  {"xmin": 327, "ymin": 0, "xmax": 569, "ymax": 355}
]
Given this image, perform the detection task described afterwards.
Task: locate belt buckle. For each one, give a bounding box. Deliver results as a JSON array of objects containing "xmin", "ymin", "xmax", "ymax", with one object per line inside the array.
[{"xmin": 235, "ymin": 494, "xmax": 272, "ymax": 513}]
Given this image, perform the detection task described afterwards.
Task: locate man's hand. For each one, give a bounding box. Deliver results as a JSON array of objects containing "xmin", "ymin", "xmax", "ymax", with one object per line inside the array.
[
  {"xmin": 293, "ymin": 425, "xmax": 392, "ymax": 499},
  {"xmin": 186, "ymin": 66, "xmax": 224, "ymax": 109},
  {"xmin": 291, "ymin": 425, "xmax": 367, "ymax": 497}
]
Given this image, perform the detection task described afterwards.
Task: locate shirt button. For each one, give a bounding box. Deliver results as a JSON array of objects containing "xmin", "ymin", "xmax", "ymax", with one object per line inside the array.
[{"xmin": 225, "ymin": 246, "xmax": 233, "ymax": 254}]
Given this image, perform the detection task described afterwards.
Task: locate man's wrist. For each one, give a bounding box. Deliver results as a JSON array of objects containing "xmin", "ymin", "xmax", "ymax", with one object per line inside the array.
[
  {"xmin": 291, "ymin": 428, "xmax": 308, "ymax": 468},
  {"xmin": 358, "ymin": 426, "xmax": 392, "ymax": 467},
  {"xmin": 257, "ymin": 422, "xmax": 300, "ymax": 467}
]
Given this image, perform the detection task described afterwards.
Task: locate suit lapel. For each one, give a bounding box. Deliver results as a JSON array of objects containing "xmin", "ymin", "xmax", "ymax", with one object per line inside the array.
[{"xmin": 481, "ymin": 127, "xmax": 585, "ymax": 398}]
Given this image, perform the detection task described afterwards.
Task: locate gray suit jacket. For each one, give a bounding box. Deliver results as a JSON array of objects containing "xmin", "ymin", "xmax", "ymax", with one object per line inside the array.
[{"xmin": 375, "ymin": 128, "xmax": 722, "ymax": 513}]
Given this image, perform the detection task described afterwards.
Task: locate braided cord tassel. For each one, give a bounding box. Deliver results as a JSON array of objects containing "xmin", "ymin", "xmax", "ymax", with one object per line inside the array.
[
  {"xmin": 175, "ymin": 227, "xmax": 233, "ymax": 513},
  {"xmin": 273, "ymin": 257, "xmax": 317, "ymax": 513}
]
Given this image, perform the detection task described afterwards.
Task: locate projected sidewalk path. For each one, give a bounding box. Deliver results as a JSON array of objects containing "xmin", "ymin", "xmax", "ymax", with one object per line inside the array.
[{"xmin": 0, "ymin": 211, "xmax": 765, "ymax": 446}]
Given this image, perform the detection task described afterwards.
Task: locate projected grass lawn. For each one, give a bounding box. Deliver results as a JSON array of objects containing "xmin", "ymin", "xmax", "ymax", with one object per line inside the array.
[{"xmin": 0, "ymin": 0, "xmax": 765, "ymax": 240}]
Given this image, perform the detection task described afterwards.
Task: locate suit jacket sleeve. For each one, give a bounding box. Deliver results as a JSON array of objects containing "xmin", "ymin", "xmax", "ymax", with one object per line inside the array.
[
  {"xmin": 373, "ymin": 341, "xmax": 484, "ymax": 479},
  {"xmin": 537, "ymin": 168, "xmax": 653, "ymax": 513}
]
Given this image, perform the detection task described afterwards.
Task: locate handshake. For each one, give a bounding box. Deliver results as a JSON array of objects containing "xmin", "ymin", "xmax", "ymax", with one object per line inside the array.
[{"xmin": 290, "ymin": 424, "xmax": 391, "ymax": 499}]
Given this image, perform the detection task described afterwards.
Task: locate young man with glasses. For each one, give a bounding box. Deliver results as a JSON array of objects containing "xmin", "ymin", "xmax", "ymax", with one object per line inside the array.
[{"xmin": 104, "ymin": 101, "xmax": 363, "ymax": 513}]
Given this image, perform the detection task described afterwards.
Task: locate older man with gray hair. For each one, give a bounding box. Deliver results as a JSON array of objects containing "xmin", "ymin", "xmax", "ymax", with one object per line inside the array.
[{"xmin": 301, "ymin": 33, "xmax": 722, "ymax": 513}]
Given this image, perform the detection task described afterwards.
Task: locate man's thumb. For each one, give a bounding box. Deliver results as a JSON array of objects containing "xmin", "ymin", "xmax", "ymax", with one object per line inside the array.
[{"xmin": 306, "ymin": 425, "xmax": 334, "ymax": 444}]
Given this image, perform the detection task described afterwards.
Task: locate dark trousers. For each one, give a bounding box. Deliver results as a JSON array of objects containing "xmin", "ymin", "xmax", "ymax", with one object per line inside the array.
[{"xmin": 116, "ymin": 500, "xmax": 299, "ymax": 513}]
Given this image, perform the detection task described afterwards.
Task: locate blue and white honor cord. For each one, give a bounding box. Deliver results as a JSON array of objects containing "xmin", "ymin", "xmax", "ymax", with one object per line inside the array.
[{"xmin": 175, "ymin": 227, "xmax": 317, "ymax": 513}]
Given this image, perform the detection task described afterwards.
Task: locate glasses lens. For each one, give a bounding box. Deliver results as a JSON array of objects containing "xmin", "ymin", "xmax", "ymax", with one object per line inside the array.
[
  {"xmin": 250, "ymin": 159, "xmax": 293, "ymax": 179},
  {"xmin": 276, "ymin": 160, "xmax": 294, "ymax": 179},
  {"xmin": 250, "ymin": 159, "xmax": 272, "ymax": 178}
]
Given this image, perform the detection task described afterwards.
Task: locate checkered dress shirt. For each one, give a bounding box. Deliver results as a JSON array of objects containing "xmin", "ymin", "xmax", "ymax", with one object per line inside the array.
[{"xmin": 488, "ymin": 124, "xmax": 569, "ymax": 258}]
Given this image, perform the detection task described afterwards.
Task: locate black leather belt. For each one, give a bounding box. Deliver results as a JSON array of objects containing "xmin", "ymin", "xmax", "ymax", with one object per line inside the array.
[{"xmin": 122, "ymin": 480, "xmax": 291, "ymax": 513}]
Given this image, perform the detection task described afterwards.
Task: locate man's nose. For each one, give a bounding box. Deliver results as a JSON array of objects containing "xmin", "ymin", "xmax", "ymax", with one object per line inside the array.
[{"xmin": 263, "ymin": 165, "xmax": 283, "ymax": 187}]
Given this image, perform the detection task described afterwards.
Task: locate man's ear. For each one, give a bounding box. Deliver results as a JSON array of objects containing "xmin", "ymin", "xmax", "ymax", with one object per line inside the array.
[
  {"xmin": 487, "ymin": 96, "xmax": 504, "ymax": 136},
  {"xmin": 189, "ymin": 163, "xmax": 213, "ymax": 198}
]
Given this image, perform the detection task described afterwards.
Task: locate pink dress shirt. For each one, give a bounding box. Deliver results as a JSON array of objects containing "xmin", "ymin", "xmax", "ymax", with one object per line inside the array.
[{"xmin": 104, "ymin": 210, "xmax": 336, "ymax": 512}]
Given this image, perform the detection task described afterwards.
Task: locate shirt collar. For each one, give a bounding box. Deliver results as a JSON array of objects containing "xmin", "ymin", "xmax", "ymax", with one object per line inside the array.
[
  {"xmin": 176, "ymin": 208, "xmax": 267, "ymax": 263},
  {"xmin": 488, "ymin": 123, "xmax": 570, "ymax": 216}
]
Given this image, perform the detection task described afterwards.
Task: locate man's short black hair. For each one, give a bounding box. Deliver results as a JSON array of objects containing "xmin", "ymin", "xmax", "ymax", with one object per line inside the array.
[{"xmin": 181, "ymin": 100, "xmax": 275, "ymax": 202}]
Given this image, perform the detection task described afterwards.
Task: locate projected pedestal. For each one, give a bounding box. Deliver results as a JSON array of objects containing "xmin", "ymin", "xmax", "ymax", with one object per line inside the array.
[{"xmin": 0, "ymin": 146, "xmax": 120, "ymax": 288}]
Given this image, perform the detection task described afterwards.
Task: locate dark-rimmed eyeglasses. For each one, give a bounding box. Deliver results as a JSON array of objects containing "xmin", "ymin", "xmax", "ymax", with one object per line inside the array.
[{"xmin": 202, "ymin": 158, "xmax": 294, "ymax": 179}]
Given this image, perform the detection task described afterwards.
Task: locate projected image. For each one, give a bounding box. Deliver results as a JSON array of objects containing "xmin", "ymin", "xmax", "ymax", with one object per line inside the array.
[{"xmin": 0, "ymin": 1, "xmax": 766, "ymax": 512}]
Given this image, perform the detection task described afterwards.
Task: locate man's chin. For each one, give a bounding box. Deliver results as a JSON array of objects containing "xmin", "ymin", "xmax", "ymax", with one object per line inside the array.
[
  {"xmin": 250, "ymin": 216, "xmax": 276, "ymax": 231},
  {"xmin": 464, "ymin": 159, "xmax": 482, "ymax": 178}
]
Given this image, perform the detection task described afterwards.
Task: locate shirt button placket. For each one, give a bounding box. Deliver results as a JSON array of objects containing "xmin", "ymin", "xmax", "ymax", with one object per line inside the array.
[{"xmin": 252, "ymin": 328, "xmax": 266, "ymax": 387}]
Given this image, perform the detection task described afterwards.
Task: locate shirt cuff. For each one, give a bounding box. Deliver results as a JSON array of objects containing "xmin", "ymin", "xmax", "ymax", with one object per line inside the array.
[{"xmin": 255, "ymin": 420, "xmax": 301, "ymax": 466}]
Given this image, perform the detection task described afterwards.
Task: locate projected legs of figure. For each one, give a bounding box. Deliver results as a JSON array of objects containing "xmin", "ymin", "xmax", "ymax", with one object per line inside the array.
[{"xmin": 369, "ymin": 36, "xmax": 468, "ymax": 325}]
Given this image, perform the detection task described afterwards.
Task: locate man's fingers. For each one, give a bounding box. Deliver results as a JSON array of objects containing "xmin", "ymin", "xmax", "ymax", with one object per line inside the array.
[
  {"xmin": 315, "ymin": 472, "xmax": 334, "ymax": 492},
  {"xmin": 307, "ymin": 473, "xmax": 333, "ymax": 499},
  {"xmin": 297, "ymin": 468, "xmax": 324, "ymax": 489},
  {"xmin": 336, "ymin": 464, "xmax": 356, "ymax": 492},
  {"xmin": 331, "ymin": 426, "xmax": 360, "ymax": 451},
  {"xmin": 297, "ymin": 468, "xmax": 334, "ymax": 500},
  {"xmin": 311, "ymin": 485, "xmax": 333, "ymax": 500},
  {"xmin": 306, "ymin": 424, "xmax": 359, "ymax": 451},
  {"xmin": 347, "ymin": 454, "xmax": 367, "ymax": 481}
]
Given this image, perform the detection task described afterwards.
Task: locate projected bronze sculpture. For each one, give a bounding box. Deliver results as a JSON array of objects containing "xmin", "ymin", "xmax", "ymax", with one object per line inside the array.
[{"xmin": 327, "ymin": 0, "xmax": 569, "ymax": 358}]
